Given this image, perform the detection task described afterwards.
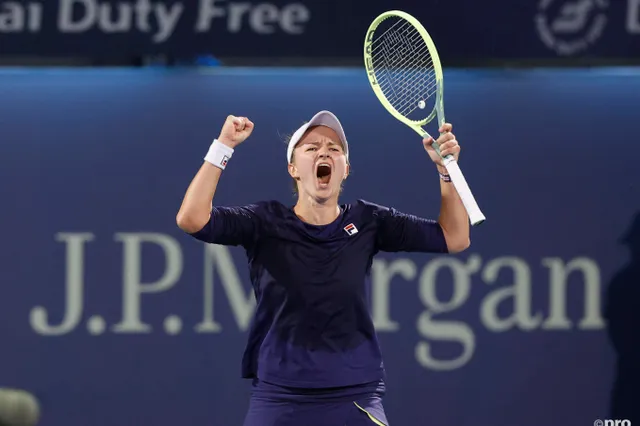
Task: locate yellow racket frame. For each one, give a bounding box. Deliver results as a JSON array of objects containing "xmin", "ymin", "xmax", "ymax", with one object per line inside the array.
[
  {"xmin": 363, "ymin": 10, "xmax": 487, "ymax": 226},
  {"xmin": 364, "ymin": 10, "xmax": 445, "ymax": 140}
]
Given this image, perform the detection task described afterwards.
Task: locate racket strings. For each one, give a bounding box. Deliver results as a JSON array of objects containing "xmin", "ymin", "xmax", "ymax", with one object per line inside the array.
[
  {"xmin": 374, "ymin": 38, "xmax": 436, "ymax": 115},
  {"xmin": 377, "ymin": 43, "xmax": 433, "ymax": 94},
  {"xmin": 387, "ymin": 54, "xmax": 437, "ymax": 114},
  {"xmin": 374, "ymin": 34, "xmax": 432, "ymax": 92},
  {"xmin": 394, "ymin": 70, "xmax": 438, "ymax": 114},
  {"xmin": 370, "ymin": 18, "xmax": 437, "ymax": 118}
]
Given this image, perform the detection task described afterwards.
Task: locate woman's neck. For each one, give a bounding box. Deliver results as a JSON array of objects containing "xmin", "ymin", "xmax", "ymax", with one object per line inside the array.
[{"xmin": 294, "ymin": 197, "xmax": 341, "ymax": 225}]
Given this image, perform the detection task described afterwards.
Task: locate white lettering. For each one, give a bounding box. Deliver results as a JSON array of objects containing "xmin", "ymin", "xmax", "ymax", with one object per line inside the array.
[
  {"xmin": 280, "ymin": 3, "xmax": 309, "ymax": 34},
  {"xmin": 30, "ymin": 233, "xmax": 94, "ymax": 336},
  {"xmin": 30, "ymin": 231, "xmax": 608, "ymax": 377},
  {"xmin": 480, "ymin": 257, "xmax": 544, "ymax": 332},
  {"xmin": 195, "ymin": 244, "xmax": 255, "ymax": 333},
  {"xmin": 99, "ymin": 2, "xmax": 133, "ymax": 32},
  {"xmin": 111, "ymin": 233, "xmax": 183, "ymax": 333},
  {"xmin": 604, "ymin": 420, "xmax": 632, "ymax": 426},
  {"xmin": 0, "ymin": 2, "xmax": 25, "ymax": 32},
  {"xmin": 195, "ymin": 0, "xmax": 310, "ymax": 34},
  {"xmin": 0, "ymin": 2, "xmax": 41, "ymax": 32},
  {"xmin": 28, "ymin": 2, "xmax": 41, "ymax": 32},
  {"xmin": 153, "ymin": 2, "xmax": 183, "ymax": 43},
  {"xmin": 628, "ymin": 0, "xmax": 640, "ymax": 33},
  {"xmin": 134, "ymin": 0, "xmax": 152, "ymax": 32},
  {"xmin": 542, "ymin": 257, "xmax": 604, "ymax": 330},
  {"xmin": 196, "ymin": 0, "xmax": 227, "ymax": 31},
  {"xmin": 58, "ymin": 0, "xmax": 182, "ymax": 43},
  {"xmin": 249, "ymin": 3, "xmax": 279, "ymax": 34},
  {"xmin": 415, "ymin": 256, "xmax": 479, "ymax": 371},
  {"xmin": 370, "ymin": 259, "xmax": 417, "ymax": 332},
  {"xmin": 59, "ymin": 0, "xmax": 96, "ymax": 32},
  {"xmin": 228, "ymin": 2, "xmax": 252, "ymax": 32}
]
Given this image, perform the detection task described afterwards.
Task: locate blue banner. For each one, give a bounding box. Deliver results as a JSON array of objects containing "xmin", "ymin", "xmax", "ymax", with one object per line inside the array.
[
  {"xmin": 1, "ymin": 66, "xmax": 639, "ymax": 426},
  {"xmin": 0, "ymin": 0, "xmax": 638, "ymax": 59}
]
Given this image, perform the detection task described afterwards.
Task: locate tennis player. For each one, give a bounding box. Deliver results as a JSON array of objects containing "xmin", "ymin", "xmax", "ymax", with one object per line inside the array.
[{"xmin": 176, "ymin": 110, "xmax": 470, "ymax": 426}]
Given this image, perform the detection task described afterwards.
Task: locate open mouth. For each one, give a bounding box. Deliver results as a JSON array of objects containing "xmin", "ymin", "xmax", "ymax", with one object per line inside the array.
[{"xmin": 316, "ymin": 163, "xmax": 332, "ymax": 185}]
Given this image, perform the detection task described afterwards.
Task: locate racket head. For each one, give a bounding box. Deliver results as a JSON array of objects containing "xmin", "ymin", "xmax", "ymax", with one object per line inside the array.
[{"xmin": 364, "ymin": 10, "xmax": 445, "ymax": 133}]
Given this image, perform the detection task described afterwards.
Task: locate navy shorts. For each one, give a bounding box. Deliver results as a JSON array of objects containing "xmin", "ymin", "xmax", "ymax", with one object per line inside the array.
[{"xmin": 242, "ymin": 378, "xmax": 389, "ymax": 426}]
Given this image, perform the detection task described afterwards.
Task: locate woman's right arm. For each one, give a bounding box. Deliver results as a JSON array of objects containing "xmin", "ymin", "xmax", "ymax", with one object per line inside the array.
[
  {"xmin": 176, "ymin": 115, "xmax": 254, "ymax": 234},
  {"xmin": 176, "ymin": 162, "xmax": 224, "ymax": 233}
]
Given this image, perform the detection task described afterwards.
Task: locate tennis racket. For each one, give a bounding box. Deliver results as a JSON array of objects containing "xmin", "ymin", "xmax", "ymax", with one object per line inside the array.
[{"xmin": 364, "ymin": 10, "xmax": 486, "ymax": 226}]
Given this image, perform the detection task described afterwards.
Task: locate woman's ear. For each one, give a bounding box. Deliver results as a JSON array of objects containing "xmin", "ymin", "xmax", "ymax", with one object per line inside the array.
[{"xmin": 288, "ymin": 163, "xmax": 298, "ymax": 179}]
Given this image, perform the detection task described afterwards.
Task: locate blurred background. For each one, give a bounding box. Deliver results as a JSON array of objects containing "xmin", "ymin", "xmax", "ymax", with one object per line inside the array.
[{"xmin": 1, "ymin": 0, "xmax": 639, "ymax": 425}]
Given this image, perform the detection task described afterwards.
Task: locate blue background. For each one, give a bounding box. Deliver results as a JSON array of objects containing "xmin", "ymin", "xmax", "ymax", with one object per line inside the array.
[{"xmin": 1, "ymin": 67, "xmax": 639, "ymax": 426}]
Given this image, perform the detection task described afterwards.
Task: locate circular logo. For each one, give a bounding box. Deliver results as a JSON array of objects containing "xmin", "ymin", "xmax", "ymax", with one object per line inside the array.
[{"xmin": 535, "ymin": 0, "xmax": 608, "ymax": 55}]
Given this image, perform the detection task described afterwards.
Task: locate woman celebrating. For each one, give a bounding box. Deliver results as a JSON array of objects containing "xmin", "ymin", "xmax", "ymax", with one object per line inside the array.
[{"xmin": 177, "ymin": 110, "xmax": 470, "ymax": 426}]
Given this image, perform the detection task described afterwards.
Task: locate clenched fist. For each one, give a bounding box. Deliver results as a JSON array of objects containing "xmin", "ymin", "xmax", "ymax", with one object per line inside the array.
[
  {"xmin": 423, "ymin": 123, "xmax": 461, "ymax": 167},
  {"xmin": 218, "ymin": 115, "xmax": 254, "ymax": 148}
]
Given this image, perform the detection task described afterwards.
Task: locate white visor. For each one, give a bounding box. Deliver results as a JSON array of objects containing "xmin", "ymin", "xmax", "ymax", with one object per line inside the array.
[{"xmin": 286, "ymin": 110, "xmax": 349, "ymax": 163}]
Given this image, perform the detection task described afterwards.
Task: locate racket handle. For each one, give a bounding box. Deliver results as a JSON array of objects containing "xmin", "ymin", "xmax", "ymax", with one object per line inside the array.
[{"xmin": 443, "ymin": 158, "xmax": 486, "ymax": 226}]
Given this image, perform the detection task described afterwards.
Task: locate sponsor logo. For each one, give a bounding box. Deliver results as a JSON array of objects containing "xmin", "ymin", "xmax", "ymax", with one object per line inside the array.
[{"xmin": 535, "ymin": 0, "xmax": 608, "ymax": 55}]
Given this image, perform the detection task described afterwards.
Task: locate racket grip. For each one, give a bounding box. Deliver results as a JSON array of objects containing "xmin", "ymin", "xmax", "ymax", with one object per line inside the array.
[{"xmin": 443, "ymin": 159, "xmax": 486, "ymax": 226}]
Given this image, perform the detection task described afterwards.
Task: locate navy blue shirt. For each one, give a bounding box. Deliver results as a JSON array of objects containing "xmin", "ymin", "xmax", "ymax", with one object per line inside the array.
[{"xmin": 189, "ymin": 199, "xmax": 448, "ymax": 388}]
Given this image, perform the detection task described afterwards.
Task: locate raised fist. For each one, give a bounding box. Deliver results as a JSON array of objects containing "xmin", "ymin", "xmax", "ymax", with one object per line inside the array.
[{"xmin": 217, "ymin": 115, "xmax": 254, "ymax": 148}]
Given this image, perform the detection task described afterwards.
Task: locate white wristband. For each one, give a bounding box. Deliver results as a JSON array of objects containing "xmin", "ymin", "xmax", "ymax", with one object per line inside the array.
[{"xmin": 204, "ymin": 139, "xmax": 234, "ymax": 170}]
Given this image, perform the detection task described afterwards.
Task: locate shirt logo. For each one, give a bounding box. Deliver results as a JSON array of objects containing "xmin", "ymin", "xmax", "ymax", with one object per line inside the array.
[{"xmin": 344, "ymin": 223, "xmax": 358, "ymax": 236}]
